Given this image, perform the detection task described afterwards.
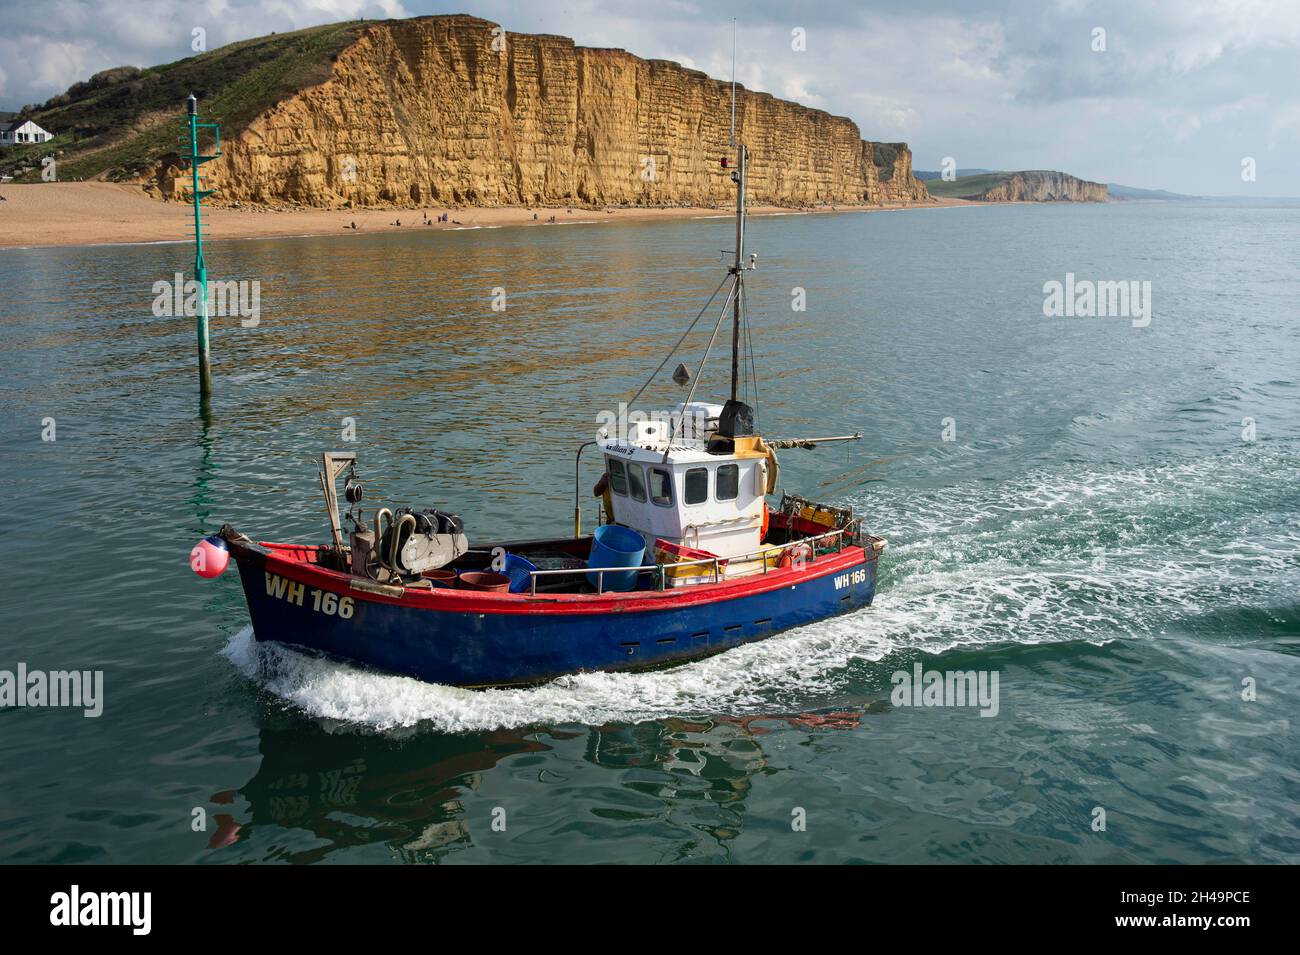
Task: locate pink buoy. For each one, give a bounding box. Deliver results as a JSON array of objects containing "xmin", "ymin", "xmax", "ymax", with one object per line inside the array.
[{"xmin": 191, "ymin": 535, "xmax": 229, "ymax": 578}]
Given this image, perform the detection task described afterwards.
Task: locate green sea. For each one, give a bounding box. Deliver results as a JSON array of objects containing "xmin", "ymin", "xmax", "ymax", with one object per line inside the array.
[{"xmin": 1, "ymin": 199, "xmax": 1297, "ymax": 863}]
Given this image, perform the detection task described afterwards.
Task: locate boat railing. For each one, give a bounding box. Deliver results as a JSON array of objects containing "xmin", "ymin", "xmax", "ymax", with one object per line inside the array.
[{"xmin": 527, "ymin": 521, "xmax": 866, "ymax": 595}]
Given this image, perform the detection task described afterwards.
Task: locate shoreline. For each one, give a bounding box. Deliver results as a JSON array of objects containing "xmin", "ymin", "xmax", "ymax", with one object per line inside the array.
[{"xmin": 0, "ymin": 182, "xmax": 976, "ymax": 251}]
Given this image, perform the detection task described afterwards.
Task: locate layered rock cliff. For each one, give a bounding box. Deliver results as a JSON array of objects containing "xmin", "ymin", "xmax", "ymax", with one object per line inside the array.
[
  {"xmin": 153, "ymin": 15, "xmax": 927, "ymax": 208},
  {"xmin": 973, "ymin": 171, "xmax": 1106, "ymax": 202}
]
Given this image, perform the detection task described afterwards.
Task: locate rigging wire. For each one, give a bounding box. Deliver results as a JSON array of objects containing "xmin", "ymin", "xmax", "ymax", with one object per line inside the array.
[
  {"xmin": 625, "ymin": 273, "xmax": 731, "ymax": 409},
  {"xmin": 741, "ymin": 277, "xmax": 760, "ymax": 423},
  {"xmin": 743, "ymin": 270, "xmax": 754, "ymax": 405},
  {"xmin": 662, "ymin": 278, "xmax": 739, "ymax": 460}
]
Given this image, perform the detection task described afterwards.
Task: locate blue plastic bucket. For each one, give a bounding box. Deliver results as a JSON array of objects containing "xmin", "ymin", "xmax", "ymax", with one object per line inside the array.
[
  {"xmin": 501, "ymin": 553, "xmax": 538, "ymax": 594},
  {"xmin": 586, "ymin": 524, "xmax": 647, "ymax": 592}
]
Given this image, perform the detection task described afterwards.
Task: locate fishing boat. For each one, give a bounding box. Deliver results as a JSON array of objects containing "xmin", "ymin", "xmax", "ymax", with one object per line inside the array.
[{"xmin": 194, "ymin": 138, "xmax": 886, "ymax": 688}]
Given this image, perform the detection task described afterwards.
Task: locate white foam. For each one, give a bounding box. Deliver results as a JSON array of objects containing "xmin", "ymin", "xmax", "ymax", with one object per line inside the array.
[
  {"xmin": 221, "ymin": 619, "xmax": 886, "ymax": 734},
  {"xmin": 221, "ymin": 441, "xmax": 1300, "ymax": 733}
]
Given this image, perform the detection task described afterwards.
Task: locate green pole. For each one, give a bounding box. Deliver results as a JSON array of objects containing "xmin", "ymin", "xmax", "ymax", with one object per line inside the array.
[{"xmin": 186, "ymin": 94, "xmax": 219, "ymax": 398}]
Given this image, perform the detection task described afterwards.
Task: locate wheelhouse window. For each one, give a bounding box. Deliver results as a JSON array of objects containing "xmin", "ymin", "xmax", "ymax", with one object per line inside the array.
[
  {"xmin": 684, "ymin": 467, "xmax": 708, "ymax": 505},
  {"xmin": 627, "ymin": 462, "xmax": 647, "ymax": 502},
  {"xmin": 649, "ymin": 467, "xmax": 673, "ymax": 506},
  {"xmin": 607, "ymin": 457, "xmax": 628, "ymax": 496},
  {"xmin": 716, "ymin": 464, "xmax": 739, "ymax": 501}
]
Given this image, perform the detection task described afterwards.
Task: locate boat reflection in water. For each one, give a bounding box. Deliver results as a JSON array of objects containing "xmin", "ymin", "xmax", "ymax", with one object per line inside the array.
[
  {"xmin": 208, "ymin": 707, "xmax": 874, "ymax": 862},
  {"xmin": 210, "ymin": 726, "xmax": 547, "ymax": 863}
]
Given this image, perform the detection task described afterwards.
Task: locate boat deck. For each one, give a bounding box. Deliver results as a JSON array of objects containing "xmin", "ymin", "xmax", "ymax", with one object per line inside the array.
[
  {"xmin": 423, "ymin": 511, "xmax": 873, "ymax": 596},
  {"xmin": 225, "ymin": 510, "xmax": 883, "ymax": 603}
]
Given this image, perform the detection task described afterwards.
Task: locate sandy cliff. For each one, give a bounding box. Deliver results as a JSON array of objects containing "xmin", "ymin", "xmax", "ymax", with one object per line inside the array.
[
  {"xmin": 977, "ymin": 171, "xmax": 1107, "ymax": 202},
  {"xmin": 154, "ymin": 15, "xmax": 927, "ymax": 209}
]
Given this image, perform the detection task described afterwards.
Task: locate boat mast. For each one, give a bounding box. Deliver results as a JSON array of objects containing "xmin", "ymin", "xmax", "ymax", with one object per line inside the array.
[
  {"xmin": 730, "ymin": 145, "xmax": 746, "ymax": 403},
  {"xmin": 728, "ymin": 19, "xmax": 746, "ymax": 404}
]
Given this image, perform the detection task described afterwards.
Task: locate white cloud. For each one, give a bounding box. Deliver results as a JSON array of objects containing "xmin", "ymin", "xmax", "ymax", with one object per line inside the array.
[
  {"xmin": 1269, "ymin": 102, "xmax": 1300, "ymax": 141},
  {"xmin": 1161, "ymin": 110, "xmax": 1203, "ymax": 142}
]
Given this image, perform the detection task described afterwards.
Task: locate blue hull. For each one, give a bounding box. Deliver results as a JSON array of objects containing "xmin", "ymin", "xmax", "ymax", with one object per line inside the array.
[{"xmin": 231, "ymin": 544, "xmax": 877, "ymax": 687}]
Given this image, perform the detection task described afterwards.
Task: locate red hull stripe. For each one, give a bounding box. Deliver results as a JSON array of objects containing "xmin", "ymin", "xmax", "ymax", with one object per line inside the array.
[{"xmin": 247, "ymin": 541, "xmax": 875, "ymax": 617}]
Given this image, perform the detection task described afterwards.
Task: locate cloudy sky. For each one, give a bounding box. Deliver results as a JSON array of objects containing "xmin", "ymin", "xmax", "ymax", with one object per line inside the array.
[{"xmin": 1, "ymin": 0, "xmax": 1296, "ymax": 195}]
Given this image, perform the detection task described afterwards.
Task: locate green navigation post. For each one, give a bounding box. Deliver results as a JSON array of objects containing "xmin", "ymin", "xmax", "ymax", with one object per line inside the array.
[{"xmin": 185, "ymin": 94, "xmax": 221, "ymax": 399}]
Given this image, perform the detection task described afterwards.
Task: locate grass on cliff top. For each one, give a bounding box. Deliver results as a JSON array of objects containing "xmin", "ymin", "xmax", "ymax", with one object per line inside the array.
[
  {"xmin": 922, "ymin": 172, "xmax": 1012, "ymax": 199},
  {"xmin": 0, "ymin": 21, "xmax": 368, "ymax": 184}
]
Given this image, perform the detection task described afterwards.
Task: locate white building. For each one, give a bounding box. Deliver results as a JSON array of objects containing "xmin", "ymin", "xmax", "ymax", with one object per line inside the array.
[{"xmin": 0, "ymin": 112, "xmax": 54, "ymax": 147}]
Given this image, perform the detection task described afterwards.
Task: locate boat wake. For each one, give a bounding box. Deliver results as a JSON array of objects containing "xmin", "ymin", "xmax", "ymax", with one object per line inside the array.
[{"xmin": 222, "ymin": 440, "xmax": 1300, "ymax": 732}]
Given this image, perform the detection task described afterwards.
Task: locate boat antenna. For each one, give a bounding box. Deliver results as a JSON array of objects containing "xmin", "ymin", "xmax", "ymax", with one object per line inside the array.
[{"xmin": 730, "ymin": 18, "xmax": 737, "ymax": 148}]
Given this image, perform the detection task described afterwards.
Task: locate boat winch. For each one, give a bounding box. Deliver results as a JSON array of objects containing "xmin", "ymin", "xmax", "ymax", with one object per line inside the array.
[
  {"xmin": 374, "ymin": 507, "xmax": 468, "ymax": 577},
  {"xmin": 316, "ymin": 452, "xmax": 468, "ymax": 581}
]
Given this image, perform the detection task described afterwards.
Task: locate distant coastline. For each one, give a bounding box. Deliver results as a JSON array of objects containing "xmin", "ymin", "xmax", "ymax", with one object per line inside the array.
[
  {"xmin": 915, "ymin": 168, "xmax": 1204, "ymax": 203},
  {"xmin": 918, "ymin": 169, "xmax": 1107, "ymax": 202}
]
